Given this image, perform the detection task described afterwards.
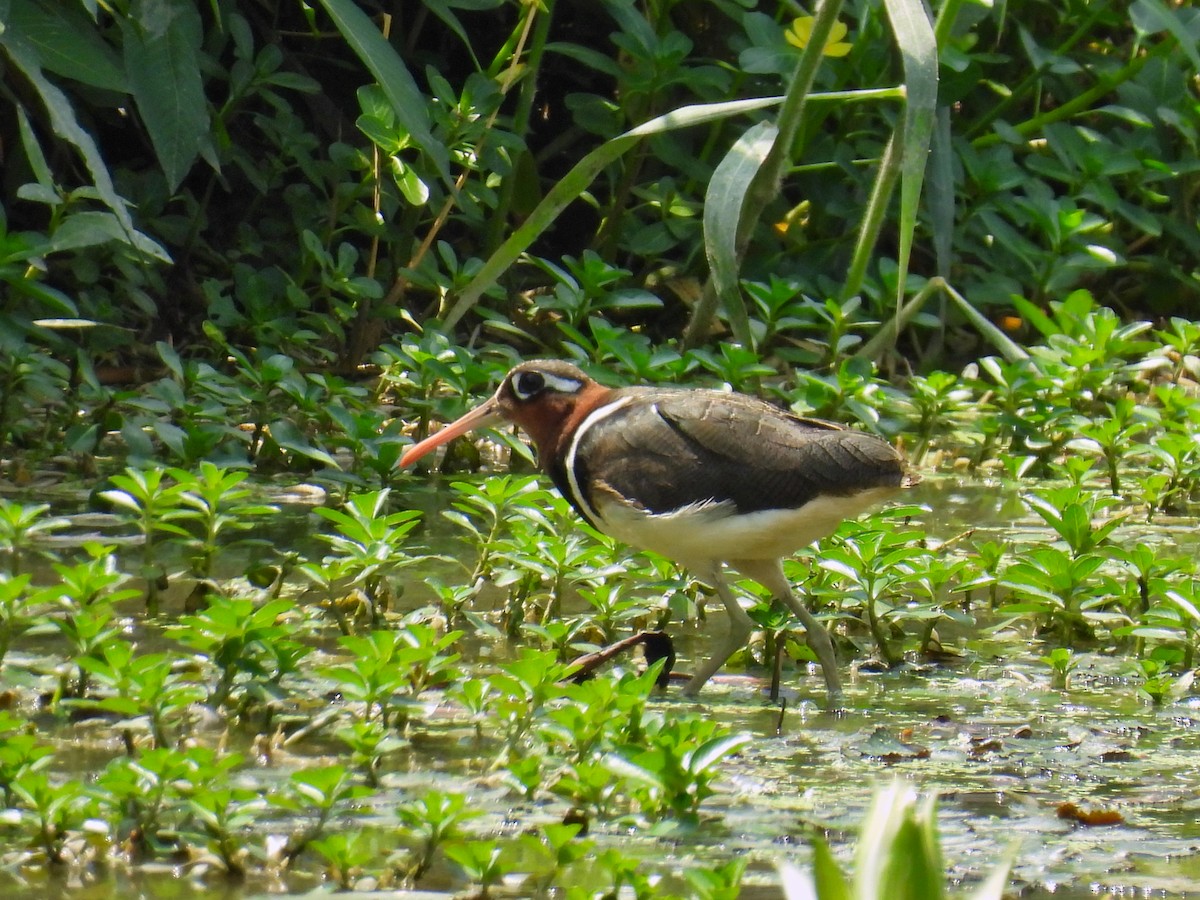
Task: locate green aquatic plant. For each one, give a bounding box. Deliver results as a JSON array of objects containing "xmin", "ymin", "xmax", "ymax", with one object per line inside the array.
[
  {"xmin": 897, "ymin": 370, "xmax": 975, "ymax": 462},
  {"xmin": 272, "ymin": 764, "xmax": 373, "ymax": 864},
  {"xmin": 318, "ymin": 624, "xmax": 462, "ymax": 728},
  {"xmin": 5, "ymin": 769, "xmax": 91, "ymax": 867},
  {"xmin": 99, "ymin": 467, "xmax": 190, "ymax": 615},
  {"xmin": 1135, "ymin": 657, "xmax": 1194, "ymax": 707},
  {"xmin": 394, "ymin": 788, "xmax": 483, "ymax": 883},
  {"xmin": 444, "ymin": 839, "xmax": 516, "ymax": 899},
  {"xmin": 93, "ymin": 745, "xmax": 194, "ymax": 858},
  {"xmin": 604, "ymin": 714, "xmax": 751, "ymax": 822},
  {"xmin": 177, "ymin": 748, "xmax": 264, "ymax": 878},
  {"xmin": 0, "ymin": 711, "xmax": 53, "ymax": 809},
  {"xmin": 71, "ymin": 645, "xmax": 206, "ymax": 748},
  {"xmin": 492, "ymin": 525, "xmax": 614, "ymax": 634},
  {"xmin": 375, "ymin": 333, "xmax": 500, "ymax": 461},
  {"xmin": 168, "ymin": 462, "xmax": 278, "ymax": 589},
  {"xmin": 999, "ymin": 546, "xmax": 1115, "ymax": 645},
  {"xmin": 1039, "ymin": 647, "xmax": 1079, "ymax": 690},
  {"xmin": 51, "ymin": 601, "xmax": 121, "ymax": 700},
  {"xmin": 0, "ymin": 574, "xmax": 51, "ymax": 666},
  {"xmin": 486, "ymin": 649, "xmax": 576, "ymax": 757},
  {"xmin": 444, "ymin": 475, "xmax": 555, "ymax": 583},
  {"xmin": 306, "ymin": 489, "xmax": 428, "ymax": 627},
  {"xmin": 780, "ymin": 780, "xmax": 1011, "ymax": 900},
  {"xmin": 818, "ymin": 510, "xmax": 936, "ymax": 667},
  {"xmin": 515, "ymin": 823, "xmax": 592, "ymax": 896},
  {"xmin": 1123, "ymin": 580, "xmax": 1200, "ymax": 671},
  {"xmin": 540, "ymin": 666, "xmax": 660, "ymax": 766},
  {"xmin": 999, "ymin": 487, "xmax": 1129, "ymax": 644},
  {"xmin": 1066, "ymin": 396, "xmax": 1154, "ymax": 497},
  {"xmin": 335, "ymin": 720, "xmax": 407, "ymax": 787},
  {"xmin": 166, "ymin": 596, "xmax": 302, "ymax": 709},
  {"xmin": 0, "ymin": 499, "xmax": 68, "ymax": 577},
  {"xmin": 310, "ymin": 829, "xmax": 386, "ymax": 891}
]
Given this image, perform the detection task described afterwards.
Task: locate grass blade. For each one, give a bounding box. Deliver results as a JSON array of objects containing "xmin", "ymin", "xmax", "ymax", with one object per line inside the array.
[
  {"xmin": 704, "ymin": 121, "xmax": 778, "ymax": 349},
  {"xmin": 440, "ymin": 96, "xmax": 785, "ymax": 331}
]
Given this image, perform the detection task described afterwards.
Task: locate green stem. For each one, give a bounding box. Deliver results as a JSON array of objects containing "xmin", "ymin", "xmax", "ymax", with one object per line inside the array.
[
  {"xmin": 972, "ymin": 39, "xmax": 1172, "ymax": 149},
  {"xmin": 841, "ymin": 130, "xmax": 901, "ymax": 303},
  {"xmin": 740, "ymin": 0, "xmax": 844, "ymax": 251},
  {"xmin": 964, "ymin": 1, "xmax": 1117, "ymax": 140}
]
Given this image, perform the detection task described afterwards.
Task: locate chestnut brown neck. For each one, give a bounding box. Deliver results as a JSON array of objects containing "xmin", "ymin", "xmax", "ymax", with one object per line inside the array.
[{"xmin": 509, "ymin": 380, "xmax": 616, "ymax": 469}]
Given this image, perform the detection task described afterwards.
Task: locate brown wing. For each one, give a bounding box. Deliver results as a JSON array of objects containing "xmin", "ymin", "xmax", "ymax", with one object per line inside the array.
[{"xmin": 570, "ymin": 389, "xmax": 907, "ymax": 516}]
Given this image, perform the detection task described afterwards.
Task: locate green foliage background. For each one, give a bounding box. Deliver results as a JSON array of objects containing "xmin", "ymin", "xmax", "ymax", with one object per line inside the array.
[{"xmin": 2, "ymin": 0, "xmax": 1197, "ymax": 378}]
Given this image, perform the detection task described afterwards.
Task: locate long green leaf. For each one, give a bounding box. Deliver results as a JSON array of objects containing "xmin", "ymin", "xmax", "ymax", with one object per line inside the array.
[
  {"xmin": 602, "ymin": 751, "xmax": 666, "ymax": 792},
  {"xmin": 0, "ymin": 30, "xmax": 170, "ymax": 260},
  {"xmin": 122, "ymin": 0, "xmax": 210, "ymax": 194},
  {"xmin": 927, "ymin": 106, "xmax": 954, "ymax": 278},
  {"xmin": 6, "ymin": 0, "xmax": 125, "ymax": 91},
  {"xmin": 811, "ymin": 835, "xmax": 852, "ymax": 900},
  {"xmin": 440, "ymin": 95, "xmax": 785, "ymax": 331},
  {"xmin": 15, "ymin": 106, "xmax": 54, "ymax": 191},
  {"xmin": 882, "ymin": 0, "xmax": 938, "ymax": 310},
  {"xmin": 704, "ymin": 121, "xmax": 777, "ymax": 350},
  {"xmin": 317, "ymin": 0, "xmax": 450, "ymax": 185},
  {"xmin": 688, "ymin": 731, "xmax": 752, "ymax": 775}
]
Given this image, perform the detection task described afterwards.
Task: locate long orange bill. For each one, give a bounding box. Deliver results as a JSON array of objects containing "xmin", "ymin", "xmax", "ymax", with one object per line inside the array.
[{"xmin": 399, "ymin": 397, "xmax": 505, "ymax": 467}]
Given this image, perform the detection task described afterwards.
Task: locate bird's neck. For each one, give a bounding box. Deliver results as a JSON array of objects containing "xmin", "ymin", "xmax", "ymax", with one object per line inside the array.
[{"xmin": 526, "ymin": 382, "xmax": 617, "ymax": 469}]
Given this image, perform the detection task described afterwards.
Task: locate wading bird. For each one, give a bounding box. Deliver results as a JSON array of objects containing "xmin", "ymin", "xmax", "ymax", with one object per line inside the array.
[{"xmin": 399, "ymin": 360, "xmax": 915, "ymax": 707}]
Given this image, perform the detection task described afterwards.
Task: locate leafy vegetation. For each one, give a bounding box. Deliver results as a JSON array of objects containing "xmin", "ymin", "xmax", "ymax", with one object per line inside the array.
[{"xmin": 2, "ymin": 0, "xmax": 1200, "ymax": 895}]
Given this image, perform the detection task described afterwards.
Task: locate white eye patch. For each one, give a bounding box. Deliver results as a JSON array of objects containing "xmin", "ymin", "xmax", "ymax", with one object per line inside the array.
[{"xmin": 511, "ymin": 369, "xmax": 583, "ymax": 400}]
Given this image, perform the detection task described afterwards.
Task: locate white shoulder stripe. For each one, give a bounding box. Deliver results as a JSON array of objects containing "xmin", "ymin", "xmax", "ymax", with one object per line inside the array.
[{"xmin": 563, "ymin": 395, "xmax": 634, "ymax": 524}]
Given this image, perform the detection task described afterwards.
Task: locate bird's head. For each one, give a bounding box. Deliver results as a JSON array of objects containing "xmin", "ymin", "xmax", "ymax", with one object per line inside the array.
[{"xmin": 399, "ymin": 360, "xmax": 610, "ymax": 468}]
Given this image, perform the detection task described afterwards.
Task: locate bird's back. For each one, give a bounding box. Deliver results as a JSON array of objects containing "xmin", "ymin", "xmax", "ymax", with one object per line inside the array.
[{"xmin": 547, "ymin": 388, "xmax": 912, "ymax": 563}]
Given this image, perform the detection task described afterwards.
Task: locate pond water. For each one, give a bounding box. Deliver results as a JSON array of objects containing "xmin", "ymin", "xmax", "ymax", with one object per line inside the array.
[{"xmin": 4, "ymin": 474, "xmax": 1200, "ymax": 897}]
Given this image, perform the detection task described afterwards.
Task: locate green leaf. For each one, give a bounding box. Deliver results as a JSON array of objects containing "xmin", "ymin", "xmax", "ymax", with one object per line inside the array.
[
  {"xmin": 0, "ymin": 29, "xmax": 148, "ymax": 249},
  {"xmin": 45, "ymin": 211, "xmax": 167, "ymax": 259},
  {"xmin": 809, "ymin": 834, "xmax": 851, "ymax": 900},
  {"xmin": 1131, "ymin": 0, "xmax": 1200, "ymax": 73},
  {"xmin": 4, "ymin": 0, "xmax": 125, "ymax": 91},
  {"xmin": 14, "ymin": 104, "xmax": 55, "ymax": 193},
  {"xmin": 689, "ymin": 732, "xmax": 751, "ymax": 774},
  {"xmin": 121, "ymin": 0, "xmax": 210, "ymax": 193},
  {"xmin": 704, "ymin": 120, "xmax": 777, "ymax": 350},
  {"xmin": 268, "ymin": 420, "xmax": 341, "ymax": 468},
  {"xmin": 317, "ymin": 0, "xmax": 450, "ymax": 185},
  {"xmin": 927, "ymin": 106, "xmax": 954, "ymax": 276},
  {"xmin": 1009, "ymin": 295, "xmax": 1059, "ymax": 339},
  {"xmin": 882, "ymin": 0, "xmax": 938, "ymax": 310},
  {"xmin": 602, "ymin": 751, "xmax": 666, "ymax": 793}
]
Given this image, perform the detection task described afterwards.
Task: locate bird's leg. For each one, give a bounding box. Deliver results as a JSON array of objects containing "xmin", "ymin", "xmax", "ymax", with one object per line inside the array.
[
  {"xmin": 682, "ymin": 564, "xmax": 754, "ymax": 697},
  {"xmin": 735, "ymin": 559, "xmax": 843, "ymax": 709}
]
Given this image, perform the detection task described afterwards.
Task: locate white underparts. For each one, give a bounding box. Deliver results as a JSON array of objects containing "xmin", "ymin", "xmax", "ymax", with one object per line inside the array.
[{"xmin": 593, "ymin": 487, "xmax": 897, "ymax": 567}]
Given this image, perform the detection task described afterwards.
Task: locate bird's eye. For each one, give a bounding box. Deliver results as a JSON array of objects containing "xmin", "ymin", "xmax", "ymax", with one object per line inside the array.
[{"xmin": 512, "ymin": 370, "xmax": 545, "ymax": 400}]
